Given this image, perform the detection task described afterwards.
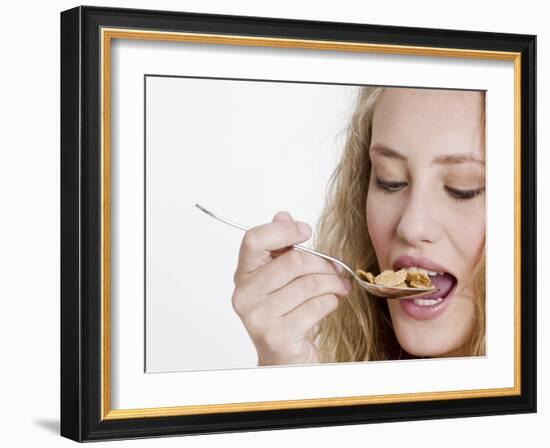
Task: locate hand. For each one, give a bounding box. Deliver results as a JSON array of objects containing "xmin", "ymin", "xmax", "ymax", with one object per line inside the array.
[{"xmin": 231, "ymin": 210, "xmax": 351, "ymax": 365}]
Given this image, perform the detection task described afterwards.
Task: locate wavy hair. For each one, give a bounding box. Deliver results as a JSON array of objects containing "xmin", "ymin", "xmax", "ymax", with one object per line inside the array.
[{"xmin": 312, "ymin": 86, "xmax": 486, "ymax": 362}]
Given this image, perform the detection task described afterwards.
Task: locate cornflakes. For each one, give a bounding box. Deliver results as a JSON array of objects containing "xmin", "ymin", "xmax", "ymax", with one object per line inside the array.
[
  {"xmin": 374, "ymin": 269, "xmax": 407, "ymax": 286},
  {"xmin": 356, "ymin": 269, "xmax": 375, "ymax": 283},
  {"xmin": 355, "ymin": 268, "xmax": 433, "ymax": 289},
  {"xmin": 406, "ymin": 271, "xmax": 432, "ymax": 288}
]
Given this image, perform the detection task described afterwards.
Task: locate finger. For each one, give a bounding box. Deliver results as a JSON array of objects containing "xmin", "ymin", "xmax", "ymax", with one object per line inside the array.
[
  {"xmin": 270, "ymin": 211, "xmax": 295, "ymax": 258},
  {"xmin": 273, "ymin": 210, "xmax": 293, "ymax": 222},
  {"xmin": 233, "ymin": 249, "xmax": 342, "ymax": 317},
  {"xmin": 255, "ymin": 273, "xmax": 351, "ymax": 319},
  {"xmin": 274, "ymin": 293, "xmax": 340, "ymax": 344},
  {"xmin": 235, "ymin": 216, "xmax": 312, "ymax": 275},
  {"xmin": 248, "ymin": 248, "xmax": 343, "ymax": 294},
  {"xmin": 270, "ymin": 246, "xmax": 293, "ymax": 258}
]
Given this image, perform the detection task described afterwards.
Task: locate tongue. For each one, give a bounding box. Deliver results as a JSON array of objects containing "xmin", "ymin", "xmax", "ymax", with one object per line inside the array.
[{"xmin": 418, "ymin": 273, "xmax": 456, "ymax": 300}]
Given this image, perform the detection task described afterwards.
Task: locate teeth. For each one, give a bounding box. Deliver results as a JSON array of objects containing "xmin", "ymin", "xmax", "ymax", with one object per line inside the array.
[
  {"xmin": 401, "ymin": 266, "xmax": 444, "ymax": 276},
  {"xmin": 403, "ymin": 266, "xmax": 428, "ymax": 275},
  {"xmin": 412, "ymin": 297, "xmax": 444, "ymax": 306}
]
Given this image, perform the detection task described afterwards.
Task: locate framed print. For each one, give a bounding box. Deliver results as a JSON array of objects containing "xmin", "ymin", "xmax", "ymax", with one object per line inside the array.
[{"xmin": 60, "ymin": 5, "xmax": 537, "ymax": 442}]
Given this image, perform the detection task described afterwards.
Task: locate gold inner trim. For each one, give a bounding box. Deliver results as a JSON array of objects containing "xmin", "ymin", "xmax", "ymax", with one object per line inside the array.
[
  {"xmin": 514, "ymin": 54, "xmax": 522, "ymax": 392},
  {"xmin": 102, "ymin": 28, "xmax": 519, "ymax": 60},
  {"xmin": 101, "ymin": 30, "xmax": 112, "ymax": 421},
  {"xmin": 105, "ymin": 386, "xmax": 517, "ymax": 420},
  {"xmin": 100, "ymin": 27, "xmax": 522, "ymax": 420}
]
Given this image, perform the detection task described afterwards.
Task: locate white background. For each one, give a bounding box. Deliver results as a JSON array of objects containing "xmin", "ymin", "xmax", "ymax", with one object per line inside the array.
[
  {"xmin": 145, "ymin": 77, "xmax": 358, "ymax": 371},
  {"xmin": 0, "ymin": 0, "xmax": 546, "ymax": 446}
]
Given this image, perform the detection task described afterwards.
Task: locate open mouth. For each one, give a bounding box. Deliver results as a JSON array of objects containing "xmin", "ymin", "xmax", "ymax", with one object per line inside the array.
[
  {"xmin": 408, "ymin": 269, "xmax": 456, "ymax": 303},
  {"xmin": 392, "ymin": 256, "xmax": 458, "ymax": 319},
  {"xmin": 398, "ymin": 270, "xmax": 457, "ymax": 319}
]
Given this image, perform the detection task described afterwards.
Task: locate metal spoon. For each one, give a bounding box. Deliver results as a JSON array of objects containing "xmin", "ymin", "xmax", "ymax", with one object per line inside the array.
[{"xmin": 195, "ymin": 203, "xmax": 437, "ymax": 299}]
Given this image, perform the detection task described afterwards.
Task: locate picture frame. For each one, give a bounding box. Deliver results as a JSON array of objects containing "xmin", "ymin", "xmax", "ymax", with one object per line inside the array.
[{"xmin": 60, "ymin": 5, "xmax": 537, "ymax": 442}]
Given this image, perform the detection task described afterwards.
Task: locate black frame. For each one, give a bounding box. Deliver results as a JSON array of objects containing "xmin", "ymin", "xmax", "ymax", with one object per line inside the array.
[{"xmin": 61, "ymin": 5, "xmax": 537, "ymax": 442}]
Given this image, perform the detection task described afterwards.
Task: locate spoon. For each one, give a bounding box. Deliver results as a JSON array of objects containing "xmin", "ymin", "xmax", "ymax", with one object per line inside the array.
[{"xmin": 195, "ymin": 203, "xmax": 437, "ymax": 299}]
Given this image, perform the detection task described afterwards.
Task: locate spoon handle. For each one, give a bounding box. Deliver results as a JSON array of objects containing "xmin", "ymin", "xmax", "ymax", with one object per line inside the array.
[{"xmin": 194, "ymin": 203, "xmax": 356, "ymax": 277}]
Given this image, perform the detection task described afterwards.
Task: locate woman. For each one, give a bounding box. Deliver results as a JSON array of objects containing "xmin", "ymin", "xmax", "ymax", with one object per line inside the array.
[{"xmin": 230, "ymin": 86, "xmax": 486, "ymax": 366}]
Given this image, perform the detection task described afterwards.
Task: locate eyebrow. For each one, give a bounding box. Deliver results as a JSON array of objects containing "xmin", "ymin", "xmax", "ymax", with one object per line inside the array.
[
  {"xmin": 370, "ymin": 143, "xmax": 485, "ymax": 166},
  {"xmin": 432, "ymin": 153, "xmax": 485, "ymax": 166}
]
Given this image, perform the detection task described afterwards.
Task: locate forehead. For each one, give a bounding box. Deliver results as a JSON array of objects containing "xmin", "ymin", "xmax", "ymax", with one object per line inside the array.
[{"xmin": 371, "ymin": 88, "xmax": 485, "ymax": 159}]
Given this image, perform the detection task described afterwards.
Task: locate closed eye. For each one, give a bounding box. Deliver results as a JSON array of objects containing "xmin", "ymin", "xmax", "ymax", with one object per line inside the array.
[
  {"xmin": 445, "ymin": 186, "xmax": 485, "ymax": 201},
  {"xmin": 375, "ymin": 177, "xmax": 407, "ymax": 193}
]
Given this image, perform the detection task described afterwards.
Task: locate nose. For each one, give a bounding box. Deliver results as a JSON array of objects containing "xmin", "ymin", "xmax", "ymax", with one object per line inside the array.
[{"xmin": 396, "ymin": 186, "xmax": 442, "ymax": 246}]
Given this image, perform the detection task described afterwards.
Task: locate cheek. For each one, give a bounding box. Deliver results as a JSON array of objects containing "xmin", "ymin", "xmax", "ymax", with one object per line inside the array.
[
  {"xmin": 447, "ymin": 202, "xmax": 485, "ymax": 266},
  {"xmin": 366, "ymin": 192, "xmax": 395, "ymax": 268}
]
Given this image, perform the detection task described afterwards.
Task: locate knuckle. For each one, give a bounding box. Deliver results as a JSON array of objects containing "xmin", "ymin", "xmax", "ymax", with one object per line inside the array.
[
  {"xmin": 233, "ymin": 269, "xmax": 250, "ymax": 287},
  {"xmin": 242, "ymin": 230, "xmax": 259, "ymax": 252},
  {"xmin": 230, "ymin": 290, "xmax": 245, "ymax": 316},
  {"xmin": 311, "ymin": 295, "xmax": 327, "ymax": 314},
  {"xmin": 303, "ymin": 274, "xmax": 322, "ymax": 295},
  {"xmin": 232, "ymin": 268, "xmax": 242, "ymax": 285}
]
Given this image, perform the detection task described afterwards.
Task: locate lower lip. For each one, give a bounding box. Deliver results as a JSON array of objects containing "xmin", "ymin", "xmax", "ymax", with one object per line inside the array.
[{"xmin": 398, "ymin": 285, "xmax": 456, "ymax": 321}]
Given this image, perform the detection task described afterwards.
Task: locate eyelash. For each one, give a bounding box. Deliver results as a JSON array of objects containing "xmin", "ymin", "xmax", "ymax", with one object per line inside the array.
[
  {"xmin": 375, "ymin": 178, "xmax": 485, "ymax": 202},
  {"xmin": 375, "ymin": 178, "xmax": 407, "ymax": 193},
  {"xmin": 444, "ymin": 186, "xmax": 485, "ymax": 202}
]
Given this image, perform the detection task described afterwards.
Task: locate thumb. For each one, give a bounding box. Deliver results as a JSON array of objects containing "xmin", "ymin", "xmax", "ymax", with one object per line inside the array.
[
  {"xmin": 271, "ymin": 210, "xmax": 296, "ymax": 257},
  {"xmin": 272, "ymin": 210, "xmax": 294, "ymax": 222}
]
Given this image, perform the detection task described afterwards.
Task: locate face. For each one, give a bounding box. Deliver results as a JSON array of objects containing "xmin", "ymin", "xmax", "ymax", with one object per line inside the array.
[{"xmin": 366, "ymin": 88, "xmax": 485, "ymax": 357}]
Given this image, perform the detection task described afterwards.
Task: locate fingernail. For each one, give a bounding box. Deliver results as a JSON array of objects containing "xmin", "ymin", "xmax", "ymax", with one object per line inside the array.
[
  {"xmin": 297, "ymin": 222, "xmax": 311, "ymax": 237},
  {"xmin": 332, "ymin": 261, "xmax": 344, "ymax": 273}
]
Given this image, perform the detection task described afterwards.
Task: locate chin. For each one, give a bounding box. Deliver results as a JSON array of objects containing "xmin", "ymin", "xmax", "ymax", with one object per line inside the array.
[
  {"xmin": 388, "ymin": 294, "xmax": 476, "ymax": 359},
  {"xmin": 400, "ymin": 340, "xmax": 465, "ymax": 358},
  {"xmin": 393, "ymin": 326, "xmax": 469, "ymax": 358}
]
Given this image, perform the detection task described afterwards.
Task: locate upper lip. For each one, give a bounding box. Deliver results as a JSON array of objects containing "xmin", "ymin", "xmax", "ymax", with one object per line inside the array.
[{"xmin": 392, "ymin": 254, "xmax": 454, "ymax": 277}]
